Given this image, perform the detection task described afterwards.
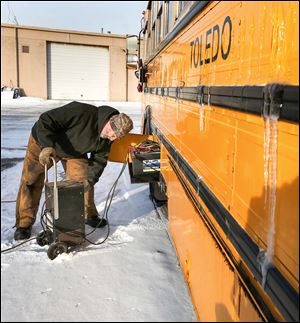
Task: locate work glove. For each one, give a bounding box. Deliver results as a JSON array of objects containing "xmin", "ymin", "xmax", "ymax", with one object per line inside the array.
[{"xmin": 39, "ymin": 147, "xmax": 56, "ymax": 166}]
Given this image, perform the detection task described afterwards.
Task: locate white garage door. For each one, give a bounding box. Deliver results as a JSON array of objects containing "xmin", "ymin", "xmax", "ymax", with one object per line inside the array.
[{"xmin": 47, "ymin": 43, "xmax": 109, "ymax": 100}]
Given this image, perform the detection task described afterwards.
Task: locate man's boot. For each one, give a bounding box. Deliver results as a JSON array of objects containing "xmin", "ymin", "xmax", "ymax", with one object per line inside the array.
[
  {"xmin": 85, "ymin": 217, "xmax": 107, "ymax": 228},
  {"xmin": 14, "ymin": 227, "xmax": 32, "ymax": 241}
]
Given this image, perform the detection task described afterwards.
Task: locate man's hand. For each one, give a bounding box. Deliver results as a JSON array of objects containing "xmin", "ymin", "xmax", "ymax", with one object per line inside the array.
[{"xmin": 39, "ymin": 147, "xmax": 56, "ymax": 166}]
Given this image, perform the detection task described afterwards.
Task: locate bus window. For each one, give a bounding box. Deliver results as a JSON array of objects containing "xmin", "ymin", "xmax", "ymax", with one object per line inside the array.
[
  {"xmin": 151, "ymin": 24, "xmax": 155, "ymax": 54},
  {"xmin": 151, "ymin": 1, "xmax": 157, "ymax": 29},
  {"xmin": 163, "ymin": 1, "xmax": 169, "ymax": 37},
  {"xmin": 156, "ymin": 12, "xmax": 162, "ymax": 47},
  {"xmin": 158, "ymin": 1, "xmax": 163, "ymax": 12},
  {"xmin": 147, "ymin": 31, "xmax": 151, "ymax": 58},
  {"xmin": 176, "ymin": 1, "xmax": 192, "ymax": 21},
  {"xmin": 168, "ymin": 1, "xmax": 174, "ymax": 32}
]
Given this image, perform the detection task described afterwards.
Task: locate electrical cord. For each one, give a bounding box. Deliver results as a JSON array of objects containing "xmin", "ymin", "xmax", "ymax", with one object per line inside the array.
[
  {"xmin": 1, "ymin": 190, "xmax": 46, "ymax": 204},
  {"xmin": 1, "ymin": 163, "xmax": 127, "ymax": 253},
  {"xmin": 134, "ymin": 140, "xmax": 160, "ymax": 153},
  {"xmin": 84, "ymin": 162, "xmax": 127, "ymax": 245},
  {"xmin": 2, "ymin": 140, "xmax": 161, "ymax": 254},
  {"xmin": 1, "ymin": 200, "xmax": 17, "ymax": 203},
  {"xmin": 37, "ymin": 163, "xmax": 126, "ymax": 244},
  {"xmin": 1, "ymin": 199, "xmax": 48, "ymax": 254},
  {"xmin": 39, "ymin": 162, "xmax": 127, "ymax": 243},
  {"xmin": 0, "ymin": 237, "xmax": 37, "ymax": 253}
]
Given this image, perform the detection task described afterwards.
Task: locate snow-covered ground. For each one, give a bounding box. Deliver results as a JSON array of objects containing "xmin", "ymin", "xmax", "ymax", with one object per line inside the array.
[{"xmin": 1, "ymin": 95, "xmax": 197, "ymax": 322}]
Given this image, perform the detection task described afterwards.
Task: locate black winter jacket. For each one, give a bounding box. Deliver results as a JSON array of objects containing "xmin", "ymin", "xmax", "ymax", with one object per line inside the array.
[{"xmin": 31, "ymin": 101, "xmax": 119, "ymax": 184}]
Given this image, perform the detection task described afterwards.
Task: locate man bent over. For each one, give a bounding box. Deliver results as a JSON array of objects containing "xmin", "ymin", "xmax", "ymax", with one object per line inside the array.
[{"xmin": 14, "ymin": 101, "xmax": 133, "ymax": 240}]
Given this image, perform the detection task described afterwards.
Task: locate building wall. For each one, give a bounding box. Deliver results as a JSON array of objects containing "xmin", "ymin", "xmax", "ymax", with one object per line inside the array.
[
  {"xmin": 1, "ymin": 24, "xmax": 140, "ymax": 101},
  {"xmin": 1, "ymin": 26, "xmax": 18, "ymax": 89},
  {"xmin": 127, "ymin": 65, "xmax": 141, "ymax": 102}
]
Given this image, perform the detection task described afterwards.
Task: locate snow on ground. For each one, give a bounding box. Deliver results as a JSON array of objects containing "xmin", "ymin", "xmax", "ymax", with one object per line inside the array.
[{"xmin": 1, "ymin": 96, "xmax": 197, "ymax": 322}]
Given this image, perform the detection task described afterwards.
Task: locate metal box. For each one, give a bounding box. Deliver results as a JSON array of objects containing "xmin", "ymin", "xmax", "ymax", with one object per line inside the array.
[{"xmin": 45, "ymin": 180, "xmax": 85, "ymax": 245}]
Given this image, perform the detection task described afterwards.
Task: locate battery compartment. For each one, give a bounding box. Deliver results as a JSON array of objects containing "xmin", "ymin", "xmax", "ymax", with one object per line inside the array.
[{"xmin": 127, "ymin": 140, "xmax": 160, "ymax": 183}]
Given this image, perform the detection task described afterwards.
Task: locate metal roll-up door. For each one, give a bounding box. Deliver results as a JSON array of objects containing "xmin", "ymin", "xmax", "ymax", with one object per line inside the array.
[{"xmin": 47, "ymin": 43, "xmax": 109, "ymax": 100}]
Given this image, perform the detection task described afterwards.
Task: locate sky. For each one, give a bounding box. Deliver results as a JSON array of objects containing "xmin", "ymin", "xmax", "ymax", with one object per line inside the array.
[
  {"xmin": 1, "ymin": 95, "xmax": 197, "ymax": 322},
  {"xmin": 1, "ymin": 1, "xmax": 148, "ymax": 36}
]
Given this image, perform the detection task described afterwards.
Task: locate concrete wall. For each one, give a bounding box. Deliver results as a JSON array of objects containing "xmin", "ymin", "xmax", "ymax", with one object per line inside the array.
[{"xmin": 1, "ymin": 24, "xmax": 140, "ymax": 101}]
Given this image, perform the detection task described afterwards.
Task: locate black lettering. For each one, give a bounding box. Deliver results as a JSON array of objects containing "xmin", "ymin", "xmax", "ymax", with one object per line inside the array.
[
  {"xmin": 199, "ymin": 34, "xmax": 203, "ymax": 66},
  {"xmin": 190, "ymin": 16, "xmax": 231, "ymax": 68},
  {"xmin": 205, "ymin": 29, "xmax": 212, "ymax": 64},
  {"xmin": 221, "ymin": 16, "xmax": 232, "ymax": 60},
  {"xmin": 212, "ymin": 24, "xmax": 220, "ymax": 62},
  {"xmin": 193, "ymin": 37, "xmax": 200, "ymax": 68},
  {"xmin": 190, "ymin": 41, "xmax": 194, "ymax": 67}
]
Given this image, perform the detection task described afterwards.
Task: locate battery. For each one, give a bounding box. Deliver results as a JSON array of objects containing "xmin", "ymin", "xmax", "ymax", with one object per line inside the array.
[
  {"xmin": 45, "ymin": 180, "xmax": 85, "ymax": 245},
  {"xmin": 128, "ymin": 146, "xmax": 160, "ymax": 183}
]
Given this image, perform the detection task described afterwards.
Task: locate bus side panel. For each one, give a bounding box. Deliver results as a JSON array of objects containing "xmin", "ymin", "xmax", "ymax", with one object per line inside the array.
[
  {"xmin": 177, "ymin": 99, "xmax": 236, "ymax": 213},
  {"xmin": 148, "ymin": 76, "xmax": 299, "ymax": 295},
  {"xmin": 143, "ymin": 0, "xmax": 299, "ymax": 320},
  {"xmin": 151, "ymin": 96, "xmax": 236, "ymax": 210},
  {"xmin": 151, "ymin": 1, "xmax": 299, "ymax": 88},
  {"xmin": 239, "ymin": 287, "xmax": 264, "ymax": 322},
  {"xmin": 231, "ymin": 116, "xmax": 299, "ymax": 288},
  {"xmin": 160, "ymin": 144, "xmax": 262, "ymax": 322}
]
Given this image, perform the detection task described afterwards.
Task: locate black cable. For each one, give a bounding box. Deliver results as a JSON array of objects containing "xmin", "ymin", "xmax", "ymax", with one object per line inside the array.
[
  {"xmin": 2, "ymin": 163, "xmax": 127, "ymax": 253},
  {"xmin": 84, "ymin": 178, "xmax": 116, "ymax": 238},
  {"xmin": 1, "ymin": 237, "xmax": 37, "ymax": 253},
  {"xmin": 38, "ymin": 163, "xmax": 127, "ymax": 245},
  {"xmin": 84, "ymin": 162, "xmax": 127, "ymax": 245},
  {"xmin": 1, "ymin": 200, "xmax": 17, "ymax": 203},
  {"xmin": 1, "ymin": 190, "xmax": 45, "ymax": 204},
  {"xmin": 1, "ymin": 199, "xmax": 48, "ymax": 254},
  {"xmin": 40, "ymin": 198, "xmax": 49, "ymax": 231}
]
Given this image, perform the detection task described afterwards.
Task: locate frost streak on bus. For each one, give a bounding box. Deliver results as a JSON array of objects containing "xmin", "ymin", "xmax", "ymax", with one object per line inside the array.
[{"xmin": 190, "ymin": 16, "xmax": 232, "ymax": 68}]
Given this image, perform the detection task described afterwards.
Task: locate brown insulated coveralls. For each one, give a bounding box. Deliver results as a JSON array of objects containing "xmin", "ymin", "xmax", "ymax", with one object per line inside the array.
[{"xmin": 15, "ymin": 101, "xmax": 119, "ymax": 228}]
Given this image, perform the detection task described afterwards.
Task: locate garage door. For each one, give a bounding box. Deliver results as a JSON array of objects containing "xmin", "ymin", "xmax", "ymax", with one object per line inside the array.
[{"xmin": 47, "ymin": 43, "xmax": 109, "ymax": 100}]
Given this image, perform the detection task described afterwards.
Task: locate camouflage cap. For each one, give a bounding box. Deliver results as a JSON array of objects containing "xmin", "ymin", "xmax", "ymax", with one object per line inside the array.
[{"xmin": 109, "ymin": 113, "xmax": 133, "ymax": 138}]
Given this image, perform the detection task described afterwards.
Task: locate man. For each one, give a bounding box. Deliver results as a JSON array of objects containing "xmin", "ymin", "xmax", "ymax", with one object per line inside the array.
[{"xmin": 14, "ymin": 101, "xmax": 133, "ymax": 241}]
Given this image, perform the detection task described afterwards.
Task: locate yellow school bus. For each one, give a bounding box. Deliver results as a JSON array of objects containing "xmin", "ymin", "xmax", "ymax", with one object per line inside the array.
[{"xmin": 132, "ymin": 1, "xmax": 299, "ymax": 322}]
